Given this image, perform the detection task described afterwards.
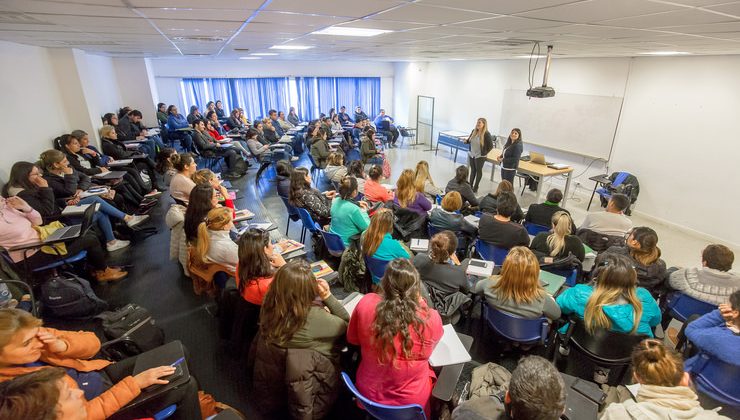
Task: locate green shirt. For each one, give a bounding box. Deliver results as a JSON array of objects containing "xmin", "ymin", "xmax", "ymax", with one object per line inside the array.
[
  {"xmin": 283, "ymin": 295, "xmax": 349, "ymax": 358},
  {"xmin": 372, "ymin": 233, "xmax": 410, "ymax": 261},
  {"xmin": 330, "ymin": 198, "xmax": 370, "ymax": 246},
  {"xmin": 157, "ymin": 111, "xmax": 168, "ymax": 125}
]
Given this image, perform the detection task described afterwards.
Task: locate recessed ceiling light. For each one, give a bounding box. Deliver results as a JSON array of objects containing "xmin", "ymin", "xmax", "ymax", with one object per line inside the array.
[
  {"xmin": 269, "ymin": 45, "xmax": 313, "ymax": 50},
  {"xmin": 639, "ymin": 51, "xmax": 691, "ymax": 56},
  {"xmin": 251, "ymin": 53, "xmax": 278, "ymax": 56},
  {"xmin": 160, "ymin": 7, "xmax": 192, "ymax": 11},
  {"xmin": 312, "ymin": 26, "xmax": 392, "ymax": 37},
  {"xmin": 515, "ymin": 54, "xmax": 546, "ymax": 59},
  {"xmin": 239, "ymin": 56, "xmax": 261, "ymax": 60}
]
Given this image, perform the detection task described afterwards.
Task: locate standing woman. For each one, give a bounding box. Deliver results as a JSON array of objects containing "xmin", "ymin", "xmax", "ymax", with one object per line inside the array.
[
  {"xmin": 347, "ymin": 259, "xmax": 444, "ymax": 417},
  {"xmin": 465, "ymin": 118, "xmax": 494, "ymax": 193},
  {"xmin": 497, "ymin": 128, "xmax": 523, "ymax": 185}
]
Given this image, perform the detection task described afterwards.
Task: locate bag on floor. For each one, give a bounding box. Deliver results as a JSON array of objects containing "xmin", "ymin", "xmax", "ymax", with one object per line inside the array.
[
  {"xmin": 96, "ymin": 303, "xmax": 165, "ymax": 359},
  {"xmin": 232, "ymin": 157, "xmax": 249, "ymax": 174},
  {"xmin": 382, "ymin": 158, "xmax": 391, "ymax": 179},
  {"xmin": 40, "ymin": 272, "xmax": 108, "ymax": 319}
]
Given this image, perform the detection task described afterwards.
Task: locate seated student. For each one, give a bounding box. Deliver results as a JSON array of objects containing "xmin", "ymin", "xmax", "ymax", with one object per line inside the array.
[
  {"xmin": 190, "ymin": 120, "xmax": 244, "ymax": 179},
  {"xmin": 601, "ymin": 339, "xmax": 730, "ymax": 420},
  {"xmin": 204, "ymin": 119, "xmax": 250, "ymax": 158},
  {"xmin": 186, "ymin": 105, "xmax": 202, "ymax": 124},
  {"xmin": 668, "ymin": 244, "xmax": 740, "ymax": 305},
  {"xmin": 579, "ymin": 193, "xmax": 633, "ymax": 236},
  {"xmin": 354, "ymin": 106, "xmax": 368, "ymax": 122},
  {"xmin": 452, "ymin": 356, "xmax": 566, "ymax": 420},
  {"xmin": 192, "ymin": 207, "xmax": 236, "ymax": 272},
  {"xmin": 226, "ymin": 109, "xmax": 244, "ymax": 131},
  {"xmin": 348, "ymin": 259, "xmax": 443, "ymax": 417},
  {"xmin": 445, "ymin": 165, "xmax": 479, "ymax": 209},
  {"xmin": 268, "ymin": 109, "xmax": 285, "ymax": 138},
  {"xmin": 165, "ymin": 105, "xmax": 195, "ymax": 152},
  {"xmin": 430, "ymin": 191, "xmax": 477, "ymax": 237},
  {"xmin": 557, "ymin": 253, "xmax": 661, "ymax": 338},
  {"xmin": 597, "ymin": 227, "xmax": 667, "ymax": 296},
  {"xmin": 245, "ymin": 128, "xmax": 292, "ymax": 163},
  {"xmin": 156, "ymin": 147, "xmax": 177, "ymax": 186},
  {"xmin": 363, "ymin": 165, "xmax": 394, "ymax": 203},
  {"xmin": 191, "ymin": 169, "xmax": 234, "ymax": 213},
  {"xmin": 478, "ymin": 191, "xmax": 530, "ymax": 249},
  {"xmin": 337, "ymin": 106, "xmax": 351, "ymax": 125},
  {"xmin": 183, "ymin": 184, "xmax": 219, "ymax": 244},
  {"xmin": 275, "ymin": 160, "xmax": 293, "ymax": 199},
  {"xmin": 478, "ymin": 180, "xmax": 524, "ymax": 222},
  {"xmin": 525, "ymin": 188, "xmax": 574, "ymax": 231},
  {"xmin": 117, "ymin": 109, "xmax": 164, "ymax": 157},
  {"xmin": 330, "ymin": 176, "xmax": 370, "ymax": 246},
  {"xmin": 529, "ymin": 211, "xmax": 585, "ymax": 262},
  {"xmin": 684, "ymin": 290, "xmax": 740, "ymax": 372},
  {"xmin": 310, "ymin": 127, "xmax": 331, "ymax": 169},
  {"xmin": 475, "ymin": 247, "xmax": 561, "ymax": 321},
  {"xmin": 0, "ymin": 367, "xmax": 88, "ymax": 420},
  {"xmin": 393, "ymin": 169, "xmax": 432, "ymax": 216},
  {"xmin": 99, "ymin": 125, "xmax": 160, "ymax": 191},
  {"xmin": 362, "ymin": 209, "xmax": 410, "ymax": 265},
  {"xmin": 276, "ymin": 111, "xmax": 294, "ymax": 131},
  {"xmin": 347, "ymin": 160, "xmax": 366, "ymax": 194},
  {"xmin": 287, "ymin": 107, "xmax": 300, "ymax": 126},
  {"xmin": 156, "ymin": 102, "xmax": 168, "ymax": 126},
  {"xmin": 414, "ymin": 160, "xmax": 445, "ymax": 202},
  {"xmin": 414, "ymin": 231, "xmax": 469, "ymax": 295},
  {"xmin": 289, "ymin": 167, "xmax": 335, "ymax": 227},
  {"xmin": 169, "ymin": 153, "xmax": 197, "ymax": 204},
  {"xmin": 0, "ymin": 309, "xmax": 204, "ymax": 420},
  {"xmin": 324, "ymin": 152, "xmax": 348, "ymax": 184},
  {"xmin": 360, "ymin": 126, "xmax": 384, "ymax": 166},
  {"xmin": 235, "ymin": 228, "xmax": 286, "ymax": 305}
]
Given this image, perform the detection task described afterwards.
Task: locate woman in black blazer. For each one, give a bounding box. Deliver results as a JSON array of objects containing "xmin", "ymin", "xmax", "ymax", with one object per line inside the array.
[
  {"xmin": 465, "ymin": 117, "xmax": 494, "ymax": 193},
  {"xmin": 497, "ymin": 128, "xmax": 523, "ymax": 184}
]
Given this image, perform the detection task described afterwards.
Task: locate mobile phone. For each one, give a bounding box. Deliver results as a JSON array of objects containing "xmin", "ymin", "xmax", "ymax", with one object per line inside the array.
[
  {"xmin": 571, "ymin": 379, "xmax": 606, "ymax": 404},
  {"xmin": 469, "ymin": 260, "xmax": 487, "ymax": 268}
]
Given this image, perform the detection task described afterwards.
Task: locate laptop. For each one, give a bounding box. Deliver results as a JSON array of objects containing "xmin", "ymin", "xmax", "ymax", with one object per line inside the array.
[
  {"xmin": 44, "ymin": 203, "xmax": 95, "ymax": 243},
  {"xmin": 530, "ymin": 152, "xmax": 547, "ymax": 164}
]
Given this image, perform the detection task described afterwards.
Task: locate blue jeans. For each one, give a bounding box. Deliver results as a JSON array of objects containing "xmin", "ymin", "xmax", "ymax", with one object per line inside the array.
[{"xmin": 79, "ymin": 196, "xmax": 126, "ymax": 242}]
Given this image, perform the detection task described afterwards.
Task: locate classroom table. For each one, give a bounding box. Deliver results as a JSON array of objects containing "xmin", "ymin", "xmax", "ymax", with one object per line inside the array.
[
  {"xmin": 587, "ymin": 173, "xmax": 612, "ymax": 211},
  {"xmin": 561, "ymin": 373, "xmax": 603, "ymax": 419},
  {"xmin": 486, "ymin": 148, "xmax": 575, "ymax": 206},
  {"xmin": 436, "ymin": 130, "xmax": 470, "ymax": 162},
  {"xmin": 432, "ymin": 332, "xmax": 474, "ymax": 402}
]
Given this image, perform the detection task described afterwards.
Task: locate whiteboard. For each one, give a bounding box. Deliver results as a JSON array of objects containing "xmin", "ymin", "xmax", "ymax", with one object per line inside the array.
[{"xmin": 499, "ymin": 90, "xmax": 623, "ymax": 160}]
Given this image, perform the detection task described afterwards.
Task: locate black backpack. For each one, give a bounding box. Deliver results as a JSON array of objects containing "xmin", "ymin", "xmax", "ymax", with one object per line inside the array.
[
  {"xmin": 40, "ymin": 272, "xmax": 107, "ymax": 319},
  {"xmin": 95, "ymin": 304, "xmax": 165, "ymax": 360}
]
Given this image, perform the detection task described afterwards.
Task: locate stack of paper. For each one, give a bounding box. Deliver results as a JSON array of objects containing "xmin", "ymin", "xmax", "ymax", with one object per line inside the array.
[
  {"xmin": 342, "ymin": 293, "xmax": 364, "ymax": 317},
  {"xmin": 410, "ymin": 239, "xmax": 429, "ymax": 252},
  {"xmin": 233, "ymin": 209, "xmax": 255, "ymax": 222},
  {"xmin": 429, "ymin": 324, "xmax": 471, "ymax": 367},
  {"xmin": 280, "ymin": 239, "xmax": 305, "ymax": 254}
]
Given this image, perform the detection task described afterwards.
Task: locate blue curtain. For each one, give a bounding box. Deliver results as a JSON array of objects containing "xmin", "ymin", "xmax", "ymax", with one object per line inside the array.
[
  {"xmin": 181, "ymin": 78, "xmax": 208, "ymax": 113},
  {"xmin": 335, "ymin": 78, "xmax": 356, "ymax": 115},
  {"xmin": 296, "ymin": 77, "xmax": 317, "ymax": 121},
  {"xmin": 180, "ymin": 77, "xmax": 289, "ymax": 122},
  {"xmin": 317, "ymin": 77, "xmax": 336, "ymax": 116},
  {"xmin": 354, "ymin": 77, "xmax": 381, "ymax": 118}
]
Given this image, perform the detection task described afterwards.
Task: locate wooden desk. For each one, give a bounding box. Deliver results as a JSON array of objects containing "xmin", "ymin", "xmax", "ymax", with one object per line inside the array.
[{"xmin": 486, "ymin": 148, "xmax": 575, "ymax": 206}]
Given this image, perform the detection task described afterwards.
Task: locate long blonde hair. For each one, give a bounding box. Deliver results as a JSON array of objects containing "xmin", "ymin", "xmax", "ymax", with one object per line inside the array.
[
  {"xmin": 546, "ymin": 211, "xmax": 572, "ymax": 257},
  {"xmin": 362, "ymin": 209, "xmax": 394, "ymax": 256},
  {"xmin": 491, "ymin": 247, "xmax": 544, "ymax": 304},
  {"xmin": 584, "ymin": 254, "xmax": 643, "ymax": 334},
  {"xmin": 414, "ymin": 161, "xmax": 435, "ymax": 193},
  {"xmin": 396, "ymin": 169, "xmax": 417, "ymax": 208},
  {"xmin": 194, "ymin": 207, "xmax": 232, "ymax": 265},
  {"xmin": 468, "ymin": 117, "xmax": 488, "ymax": 149}
]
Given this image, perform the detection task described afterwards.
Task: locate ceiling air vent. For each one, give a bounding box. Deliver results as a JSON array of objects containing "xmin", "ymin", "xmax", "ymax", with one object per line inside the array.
[
  {"xmin": 172, "ymin": 36, "xmax": 226, "ymax": 42},
  {"xmin": 233, "ymin": 48, "xmax": 250, "ymax": 52}
]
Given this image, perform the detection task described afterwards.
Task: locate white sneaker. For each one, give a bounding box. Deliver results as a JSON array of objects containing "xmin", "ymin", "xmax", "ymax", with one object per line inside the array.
[
  {"xmin": 145, "ymin": 190, "xmax": 162, "ymax": 198},
  {"xmin": 290, "ymin": 156, "xmax": 299, "ymax": 162},
  {"xmin": 106, "ymin": 240, "xmax": 130, "ymax": 252},
  {"xmin": 126, "ymin": 214, "xmax": 150, "ymax": 228}
]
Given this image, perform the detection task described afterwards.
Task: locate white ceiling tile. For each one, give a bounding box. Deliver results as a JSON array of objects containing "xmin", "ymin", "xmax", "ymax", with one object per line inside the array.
[
  {"xmin": 703, "ymin": 1, "xmax": 740, "ymax": 16},
  {"xmin": 29, "ymin": 14, "xmax": 150, "ymax": 28},
  {"xmin": 450, "ymin": 16, "xmax": 569, "ymax": 31},
  {"xmin": 518, "ymin": 0, "xmax": 682, "ymax": 24},
  {"xmin": 127, "ymin": 0, "xmax": 265, "ymax": 9},
  {"xmin": 1, "ymin": 1, "xmax": 136, "ymax": 17},
  {"xmin": 655, "ymin": 21, "xmax": 740, "ymax": 33},
  {"xmin": 265, "ymin": 0, "xmax": 404, "ymax": 18},
  {"xmin": 137, "ymin": 7, "xmax": 254, "ymax": 21},
  {"xmin": 335, "ymin": 19, "xmax": 430, "ymax": 31},
  {"xmin": 418, "ymin": 0, "xmax": 578, "ymax": 15},
  {"xmin": 598, "ymin": 8, "xmax": 736, "ymax": 28},
  {"xmin": 372, "ymin": 3, "xmax": 495, "ymax": 25},
  {"xmin": 251, "ymin": 11, "xmax": 350, "ymax": 26},
  {"xmin": 645, "ymin": 0, "xmax": 733, "ymax": 5}
]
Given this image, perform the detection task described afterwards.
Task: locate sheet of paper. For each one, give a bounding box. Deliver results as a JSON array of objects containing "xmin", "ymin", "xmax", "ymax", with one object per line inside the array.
[
  {"xmin": 429, "ymin": 324, "xmax": 471, "ymax": 367},
  {"xmin": 342, "ymin": 293, "xmax": 364, "ymax": 317}
]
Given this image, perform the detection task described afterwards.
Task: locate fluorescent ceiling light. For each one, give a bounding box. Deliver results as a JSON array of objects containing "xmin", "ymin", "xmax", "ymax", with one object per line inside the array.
[
  {"xmin": 639, "ymin": 51, "xmax": 691, "ymax": 56},
  {"xmin": 448, "ymin": 58, "xmax": 466, "ymax": 61},
  {"xmin": 270, "ymin": 45, "xmax": 313, "ymax": 50},
  {"xmin": 239, "ymin": 56, "xmax": 261, "ymax": 60},
  {"xmin": 251, "ymin": 53, "xmax": 278, "ymax": 56},
  {"xmin": 515, "ymin": 54, "xmax": 546, "ymax": 59},
  {"xmin": 312, "ymin": 26, "xmax": 392, "ymax": 37}
]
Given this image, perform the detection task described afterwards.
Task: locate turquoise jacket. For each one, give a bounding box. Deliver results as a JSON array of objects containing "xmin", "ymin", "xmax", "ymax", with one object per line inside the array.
[
  {"xmin": 330, "ymin": 198, "xmax": 370, "ymax": 246},
  {"xmin": 556, "ymin": 284, "xmax": 661, "ymax": 337},
  {"xmin": 371, "ymin": 233, "xmax": 410, "ymax": 261}
]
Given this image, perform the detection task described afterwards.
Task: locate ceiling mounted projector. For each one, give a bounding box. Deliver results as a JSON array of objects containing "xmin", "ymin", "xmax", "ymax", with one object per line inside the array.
[{"xmin": 526, "ymin": 45, "xmax": 556, "ymax": 98}]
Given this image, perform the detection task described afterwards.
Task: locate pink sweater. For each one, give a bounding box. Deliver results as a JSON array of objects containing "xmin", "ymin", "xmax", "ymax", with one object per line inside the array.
[{"xmin": 0, "ymin": 198, "xmax": 43, "ymax": 261}]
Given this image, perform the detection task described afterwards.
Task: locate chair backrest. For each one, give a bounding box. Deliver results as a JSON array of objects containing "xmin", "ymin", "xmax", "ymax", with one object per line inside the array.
[
  {"xmin": 524, "ymin": 222, "xmax": 550, "ymax": 236},
  {"xmin": 475, "ymin": 239, "xmax": 509, "ymax": 266},
  {"xmin": 364, "ymin": 255, "xmax": 390, "ymax": 284},
  {"xmin": 297, "ymin": 208, "xmax": 320, "ymax": 233},
  {"xmin": 482, "ymin": 303, "xmax": 549, "ymax": 345},
  {"xmin": 569, "ymin": 319, "xmax": 647, "ymax": 365},
  {"xmin": 689, "ymin": 352, "xmax": 740, "ymax": 407},
  {"xmin": 612, "ymin": 171, "xmax": 631, "ymax": 187},
  {"xmin": 665, "ymin": 292, "xmax": 716, "ymax": 323},
  {"xmin": 320, "ymin": 230, "xmax": 346, "ymax": 257},
  {"xmin": 307, "ymin": 152, "xmax": 319, "ymax": 170},
  {"xmin": 340, "ymin": 372, "xmax": 426, "ymax": 420},
  {"xmin": 279, "ymin": 195, "xmax": 300, "ymax": 219}
]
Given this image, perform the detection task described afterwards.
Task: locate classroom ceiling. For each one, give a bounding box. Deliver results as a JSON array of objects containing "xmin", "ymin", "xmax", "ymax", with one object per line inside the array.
[{"xmin": 1, "ymin": 0, "xmax": 740, "ymax": 60}]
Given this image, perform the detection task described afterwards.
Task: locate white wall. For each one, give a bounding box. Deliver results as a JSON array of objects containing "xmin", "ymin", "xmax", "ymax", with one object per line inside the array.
[
  {"xmin": 395, "ymin": 56, "xmax": 740, "ymax": 246},
  {"xmin": 112, "ymin": 57, "xmax": 159, "ymax": 126}
]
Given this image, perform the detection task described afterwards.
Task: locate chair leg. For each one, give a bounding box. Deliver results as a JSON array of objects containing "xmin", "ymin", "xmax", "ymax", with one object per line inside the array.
[{"xmin": 285, "ymin": 218, "xmax": 291, "ymax": 236}]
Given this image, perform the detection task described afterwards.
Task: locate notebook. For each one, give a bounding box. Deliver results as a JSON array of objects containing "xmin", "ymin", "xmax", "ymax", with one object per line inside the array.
[
  {"xmin": 310, "ymin": 260, "xmax": 334, "ymax": 279},
  {"xmin": 279, "ymin": 239, "xmax": 305, "ymax": 254},
  {"xmin": 93, "ymin": 171, "xmax": 126, "ymax": 180},
  {"xmin": 342, "ymin": 292, "xmax": 364, "ymax": 317},
  {"xmin": 429, "ymin": 324, "xmax": 471, "ymax": 367},
  {"xmin": 465, "ymin": 259, "xmax": 493, "ymax": 277},
  {"xmin": 79, "ymin": 187, "xmax": 108, "ymax": 198},
  {"xmin": 233, "ymin": 209, "xmax": 254, "ymax": 222},
  {"xmin": 61, "ymin": 203, "xmax": 100, "ymax": 216},
  {"xmin": 410, "ymin": 239, "xmax": 429, "ymax": 252},
  {"xmin": 107, "ymin": 159, "xmax": 133, "ymax": 166}
]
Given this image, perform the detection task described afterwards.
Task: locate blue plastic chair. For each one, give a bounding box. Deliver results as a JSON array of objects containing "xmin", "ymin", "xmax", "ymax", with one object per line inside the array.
[
  {"xmin": 481, "ymin": 302, "xmax": 549, "ymax": 346},
  {"xmin": 364, "ymin": 255, "xmax": 390, "ymax": 285},
  {"xmin": 595, "ymin": 172, "xmax": 631, "ymax": 202},
  {"xmin": 688, "ymin": 352, "xmax": 740, "ymax": 407},
  {"xmin": 475, "ymin": 239, "xmax": 509, "ymax": 266},
  {"xmin": 341, "ymin": 372, "xmax": 427, "ymax": 420},
  {"xmin": 154, "ymin": 404, "xmax": 177, "ymax": 420},
  {"xmin": 307, "ymin": 153, "xmax": 323, "ymax": 182},
  {"xmin": 524, "ymin": 222, "xmax": 550, "ymax": 236},
  {"xmin": 296, "ymin": 208, "xmax": 321, "ymax": 243},
  {"xmin": 31, "ymin": 251, "xmax": 88, "ymax": 273},
  {"xmin": 320, "ymin": 229, "xmax": 346, "ymax": 257},
  {"xmin": 279, "ymin": 196, "xmax": 301, "ymax": 236},
  {"xmin": 665, "ymin": 292, "xmax": 716, "ymax": 323}
]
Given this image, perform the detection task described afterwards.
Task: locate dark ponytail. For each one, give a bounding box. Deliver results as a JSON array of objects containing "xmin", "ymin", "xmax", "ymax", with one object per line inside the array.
[{"xmin": 338, "ymin": 176, "xmax": 358, "ymax": 200}]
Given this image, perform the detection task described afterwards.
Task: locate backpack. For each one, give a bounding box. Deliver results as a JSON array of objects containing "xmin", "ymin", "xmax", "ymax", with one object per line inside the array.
[
  {"xmin": 232, "ymin": 156, "xmax": 249, "ymax": 175},
  {"xmin": 95, "ymin": 304, "xmax": 165, "ymax": 359},
  {"xmin": 40, "ymin": 272, "xmax": 107, "ymax": 319}
]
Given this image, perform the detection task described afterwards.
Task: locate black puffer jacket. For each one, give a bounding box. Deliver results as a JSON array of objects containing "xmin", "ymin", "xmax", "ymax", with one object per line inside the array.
[{"xmin": 595, "ymin": 246, "xmax": 667, "ymax": 296}]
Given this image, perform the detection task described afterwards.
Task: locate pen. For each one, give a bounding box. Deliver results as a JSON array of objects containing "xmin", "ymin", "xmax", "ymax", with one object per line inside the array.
[{"xmin": 170, "ymin": 357, "xmax": 185, "ymax": 367}]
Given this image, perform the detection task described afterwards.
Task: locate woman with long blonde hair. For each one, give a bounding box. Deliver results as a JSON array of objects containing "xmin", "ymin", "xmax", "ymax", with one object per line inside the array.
[
  {"xmin": 557, "ymin": 253, "xmax": 661, "ymax": 337},
  {"xmin": 474, "ymin": 247, "xmax": 561, "ymax": 320},
  {"xmin": 465, "ymin": 117, "xmax": 494, "ymax": 193},
  {"xmin": 529, "ymin": 211, "xmax": 585, "ymax": 263},
  {"xmin": 393, "ymin": 169, "xmax": 431, "ymax": 216},
  {"xmin": 193, "ymin": 207, "xmax": 237, "ymax": 271},
  {"xmin": 413, "ymin": 161, "xmax": 444, "ymax": 202},
  {"xmin": 361, "ymin": 210, "xmax": 410, "ymax": 279}
]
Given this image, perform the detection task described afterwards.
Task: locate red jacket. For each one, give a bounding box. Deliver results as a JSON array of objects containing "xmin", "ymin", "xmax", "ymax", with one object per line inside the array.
[{"xmin": 347, "ymin": 293, "xmax": 443, "ymax": 417}]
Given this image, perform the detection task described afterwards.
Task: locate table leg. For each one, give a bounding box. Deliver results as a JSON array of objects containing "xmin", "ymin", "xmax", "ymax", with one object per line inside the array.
[
  {"xmin": 453, "ymin": 147, "xmax": 458, "ymax": 163},
  {"xmin": 534, "ymin": 174, "xmax": 544, "ymax": 203},
  {"xmin": 489, "ymin": 161, "xmax": 496, "ymax": 182},
  {"xmin": 562, "ymin": 171, "xmax": 573, "ymax": 207},
  {"xmin": 587, "ymin": 183, "xmax": 598, "ymax": 211}
]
